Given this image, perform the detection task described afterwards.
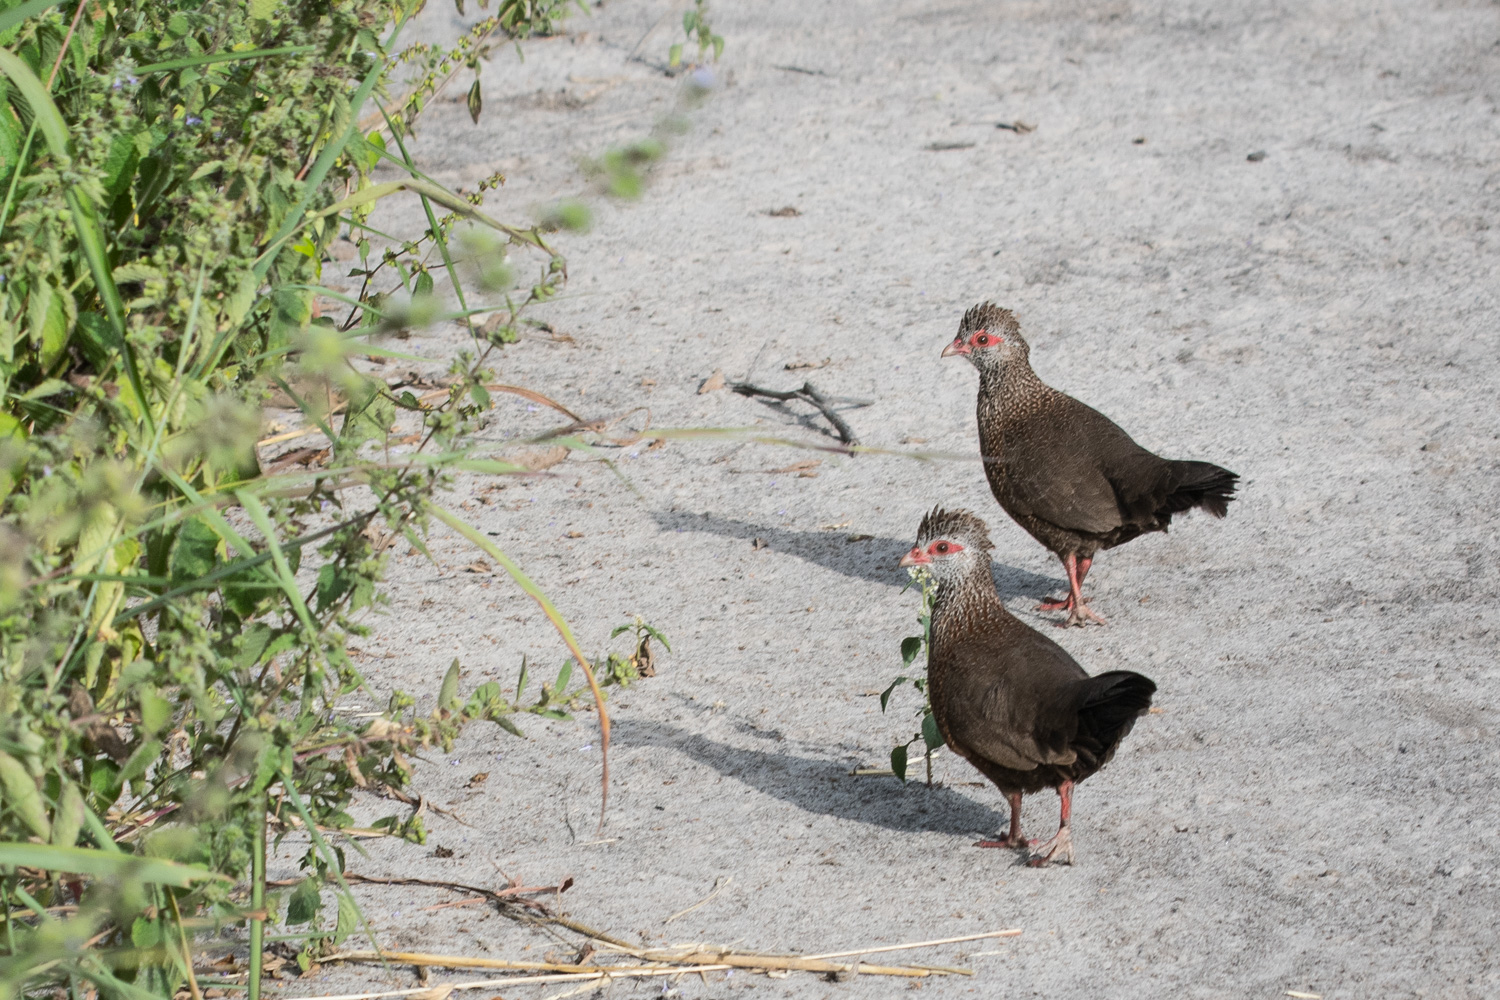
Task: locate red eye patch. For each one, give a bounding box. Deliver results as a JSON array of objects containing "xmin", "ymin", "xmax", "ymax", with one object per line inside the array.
[{"xmin": 928, "ymin": 540, "xmax": 964, "ymax": 556}]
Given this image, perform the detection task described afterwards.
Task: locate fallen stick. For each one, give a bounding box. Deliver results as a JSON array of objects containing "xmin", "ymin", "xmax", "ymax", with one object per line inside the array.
[
  {"xmin": 325, "ymin": 952, "xmax": 597, "ymax": 975},
  {"xmin": 280, "ymin": 965, "xmax": 735, "ymax": 1000},
  {"xmin": 634, "ymin": 952, "xmax": 953, "ymax": 977},
  {"xmin": 729, "ymin": 380, "xmax": 867, "ymax": 446},
  {"xmin": 324, "ymin": 950, "xmax": 952, "ymax": 979}
]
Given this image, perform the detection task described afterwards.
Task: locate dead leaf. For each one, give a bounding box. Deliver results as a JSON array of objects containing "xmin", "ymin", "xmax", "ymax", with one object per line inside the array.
[
  {"xmin": 467, "ymin": 772, "xmax": 489, "ymax": 787},
  {"xmin": 751, "ymin": 537, "xmax": 767, "ymax": 550},
  {"xmin": 565, "ymin": 530, "xmax": 584, "ymax": 538},
  {"xmin": 698, "ymin": 370, "xmax": 726, "ymax": 393},
  {"xmin": 464, "ymin": 560, "xmax": 492, "ymax": 574},
  {"xmin": 901, "ymin": 436, "xmax": 928, "ymax": 445},
  {"xmin": 785, "ymin": 357, "xmax": 831, "ymax": 370},
  {"xmin": 766, "ymin": 460, "xmax": 820, "ymax": 474},
  {"xmin": 508, "ymin": 445, "xmax": 569, "ymax": 470},
  {"xmin": 798, "ymin": 471, "xmax": 819, "ymax": 478},
  {"xmin": 767, "ymin": 206, "xmax": 801, "ymax": 217},
  {"xmin": 846, "ymin": 533, "xmax": 873, "ymax": 543},
  {"xmin": 432, "ymin": 846, "xmax": 454, "ymax": 858},
  {"xmin": 820, "ymin": 521, "xmax": 851, "ymax": 530},
  {"xmin": 409, "ymin": 986, "xmax": 455, "ymax": 1000},
  {"xmin": 364, "ymin": 717, "xmax": 400, "ymax": 740}
]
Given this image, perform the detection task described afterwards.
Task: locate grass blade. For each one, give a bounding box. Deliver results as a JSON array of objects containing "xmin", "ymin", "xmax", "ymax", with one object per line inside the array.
[
  {"xmin": 134, "ymin": 45, "xmax": 317, "ymax": 75},
  {"xmin": 429, "ymin": 506, "xmax": 611, "ymax": 828},
  {"xmin": 0, "ymin": 843, "xmax": 228, "ymax": 886},
  {"xmin": 0, "ymin": 0, "xmax": 68, "ymax": 38}
]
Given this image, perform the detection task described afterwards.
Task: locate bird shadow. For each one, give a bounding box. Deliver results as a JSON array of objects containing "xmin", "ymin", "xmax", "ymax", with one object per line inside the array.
[
  {"xmin": 614, "ymin": 716, "xmax": 1006, "ymax": 838},
  {"xmin": 652, "ymin": 509, "xmax": 1057, "ymax": 600}
]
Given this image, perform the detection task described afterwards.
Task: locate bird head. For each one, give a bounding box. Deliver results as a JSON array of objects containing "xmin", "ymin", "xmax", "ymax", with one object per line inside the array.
[
  {"xmin": 898, "ymin": 506, "xmax": 994, "ymax": 584},
  {"xmin": 941, "ymin": 302, "xmax": 1028, "ymax": 372}
]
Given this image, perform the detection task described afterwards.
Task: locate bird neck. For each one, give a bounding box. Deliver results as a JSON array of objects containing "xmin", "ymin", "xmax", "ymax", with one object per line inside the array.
[
  {"xmin": 931, "ymin": 565, "xmax": 1005, "ymax": 636},
  {"xmin": 978, "ymin": 359, "xmax": 1043, "ymax": 399}
]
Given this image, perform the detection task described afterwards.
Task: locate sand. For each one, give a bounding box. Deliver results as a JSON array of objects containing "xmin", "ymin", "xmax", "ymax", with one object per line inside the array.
[{"xmin": 276, "ymin": 2, "xmax": 1500, "ymax": 997}]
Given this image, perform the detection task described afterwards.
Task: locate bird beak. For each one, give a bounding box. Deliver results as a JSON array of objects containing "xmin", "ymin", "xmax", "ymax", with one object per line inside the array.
[
  {"xmin": 940, "ymin": 339, "xmax": 968, "ymax": 358},
  {"xmin": 898, "ymin": 546, "xmax": 930, "ymax": 568}
]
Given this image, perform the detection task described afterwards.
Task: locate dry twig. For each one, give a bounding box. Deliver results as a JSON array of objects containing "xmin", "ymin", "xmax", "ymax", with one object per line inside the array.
[{"xmin": 729, "ymin": 380, "xmax": 868, "ymax": 445}]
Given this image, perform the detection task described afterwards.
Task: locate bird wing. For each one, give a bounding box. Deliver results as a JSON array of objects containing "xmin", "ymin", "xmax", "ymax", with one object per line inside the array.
[
  {"xmin": 936, "ymin": 626, "xmax": 1089, "ymax": 772},
  {"xmin": 999, "ymin": 396, "xmax": 1168, "ymax": 535}
]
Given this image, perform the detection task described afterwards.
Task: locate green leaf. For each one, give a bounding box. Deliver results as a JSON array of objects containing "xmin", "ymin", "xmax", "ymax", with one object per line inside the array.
[
  {"xmin": 332, "ymin": 892, "xmax": 358, "ymax": 945},
  {"xmin": 466, "ymin": 78, "xmax": 482, "ymax": 125},
  {"xmin": 668, "ymin": 43, "xmax": 683, "ymax": 68},
  {"xmin": 515, "ymin": 655, "xmax": 529, "ymax": 699},
  {"xmin": 20, "ymin": 378, "xmax": 69, "ymax": 400},
  {"xmin": 643, "ymin": 625, "xmax": 670, "ymax": 651},
  {"xmin": 712, "ymin": 35, "xmax": 724, "ymax": 60},
  {"xmin": 0, "ymin": 843, "xmax": 228, "ymax": 885},
  {"xmin": 469, "ymin": 382, "xmax": 490, "ymax": 409},
  {"xmin": 111, "ymin": 263, "xmax": 163, "ymax": 284},
  {"xmin": 131, "ymin": 916, "xmax": 161, "ymax": 950},
  {"xmin": 414, "ymin": 270, "xmax": 434, "ymax": 298},
  {"xmin": 879, "ymin": 676, "xmax": 904, "ymax": 713},
  {"xmin": 139, "ymin": 687, "xmax": 173, "ymax": 735},
  {"xmin": 170, "ymin": 516, "xmax": 220, "ymax": 583},
  {"xmin": 890, "ymin": 745, "xmax": 908, "ymax": 783},
  {"xmin": 285, "ymin": 877, "xmax": 321, "ymax": 925},
  {"xmin": 900, "ymin": 635, "xmax": 923, "ymax": 667},
  {"xmin": 438, "ymin": 658, "xmax": 461, "ymax": 711},
  {"xmin": 29, "ymin": 283, "xmax": 67, "ymax": 371},
  {"xmin": 0, "ymin": 751, "xmax": 49, "ymax": 840},
  {"xmin": 922, "ymin": 711, "xmax": 943, "ymax": 752},
  {"xmin": 50, "ymin": 783, "xmax": 85, "ymax": 849},
  {"xmin": 554, "ymin": 659, "xmax": 573, "ymax": 694}
]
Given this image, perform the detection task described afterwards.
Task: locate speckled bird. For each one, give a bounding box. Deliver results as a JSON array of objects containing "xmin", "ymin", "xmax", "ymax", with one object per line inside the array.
[
  {"xmin": 943, "ymin": 303, "xmax": 1239, "ymax": 626},
  {"xmin": 899, "ymin": 507, "xmax": 1155, "ymax": 865}
]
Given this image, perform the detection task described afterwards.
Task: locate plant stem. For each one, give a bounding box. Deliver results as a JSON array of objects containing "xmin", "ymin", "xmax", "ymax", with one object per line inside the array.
[{"xmin": 249, "ymin": 796, "xmax": 266, "ymax": 1000}]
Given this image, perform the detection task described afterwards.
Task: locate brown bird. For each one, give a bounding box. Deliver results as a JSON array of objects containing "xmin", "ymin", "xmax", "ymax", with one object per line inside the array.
[
  {"xmin": 899, "ymin": 508, "xmax": 1155, "ymax": 865},
  {"xmin": 943, "ymin": 303, "xmax": 1238, "ymax": 626}
]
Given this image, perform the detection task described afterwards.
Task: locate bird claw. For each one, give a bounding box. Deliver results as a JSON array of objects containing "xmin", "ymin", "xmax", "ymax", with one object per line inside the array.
[
  {"xmin": 1025, "ymin": 828, "xmax": 1075, "ymax": 866},
  {"xmin": 1034, "ymin": 597, "xmax": 1071, "ymax": 611},
  {"xmin": 1060, "ymin": 604, "xmax": 1107, "ymax": 627}
]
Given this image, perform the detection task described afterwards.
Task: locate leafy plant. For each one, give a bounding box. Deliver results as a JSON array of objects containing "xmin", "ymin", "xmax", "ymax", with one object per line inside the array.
[
  {"xmin": 881, "ymin": 569, "xmax": 942, "ymax": 785},
  {"xmin": 669, "ymin": 0, "xmax": 724, "ymax": 70},
  {"xmin": 0, "ymin": 0, "xmax": 644, "ymax": 995}
]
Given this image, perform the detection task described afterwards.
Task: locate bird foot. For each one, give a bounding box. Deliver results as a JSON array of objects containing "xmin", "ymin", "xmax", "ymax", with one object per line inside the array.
[
  {"xmin": 1026, "ymin": 827, "xmax": 1075, "ymax": 867},
  {"xmin": 1035, "ymin": 597, "xmax": 1071, "ymax": 611},
  {"xmin": 973, "ymin": 834, "xmax": 1029, "ymax": 850},
  {"xmin": 1061, "ymin": 603, "xmax": 1107, "ymax": 627}
]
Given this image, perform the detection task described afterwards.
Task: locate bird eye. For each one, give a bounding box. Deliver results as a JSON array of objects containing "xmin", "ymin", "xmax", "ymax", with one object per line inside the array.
[
  {"xmin": 935, "ymin": 542, "xmax": 950, "ymax": 554},
  {"xmin": 974, "ymin": 333, "xmax": 990, "ymax": 346}
]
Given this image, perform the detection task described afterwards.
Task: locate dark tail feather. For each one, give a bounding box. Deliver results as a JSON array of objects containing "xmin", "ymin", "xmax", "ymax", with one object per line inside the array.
[
  {"xmin": 1163, "ymin": 460, "xmax": 1239, "ymax": 518},
  {"xmin": 1072, "ymin": 670, "xmax": 1156, "ymax": 771}
]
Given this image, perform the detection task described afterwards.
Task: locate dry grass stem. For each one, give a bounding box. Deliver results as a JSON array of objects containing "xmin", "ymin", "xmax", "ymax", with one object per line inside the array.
[
  {"xmin": 663, "ymin": 876, "xmax": 731, "ymax": 924},
  {"xmin": 803, "ymin": 928, "xmax": 1022, "ymax": 959}
]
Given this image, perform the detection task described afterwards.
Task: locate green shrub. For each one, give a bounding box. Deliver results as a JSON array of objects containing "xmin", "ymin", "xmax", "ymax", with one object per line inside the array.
[{"xmin": 0, "ymin": 0, "xmax": 611, "ymax": 995}]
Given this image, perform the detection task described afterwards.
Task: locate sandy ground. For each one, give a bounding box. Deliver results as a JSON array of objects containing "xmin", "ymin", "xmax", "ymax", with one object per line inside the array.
[{"xmin": 275, "ymin": 1, "xmax": 1500, "ymax": 997}]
